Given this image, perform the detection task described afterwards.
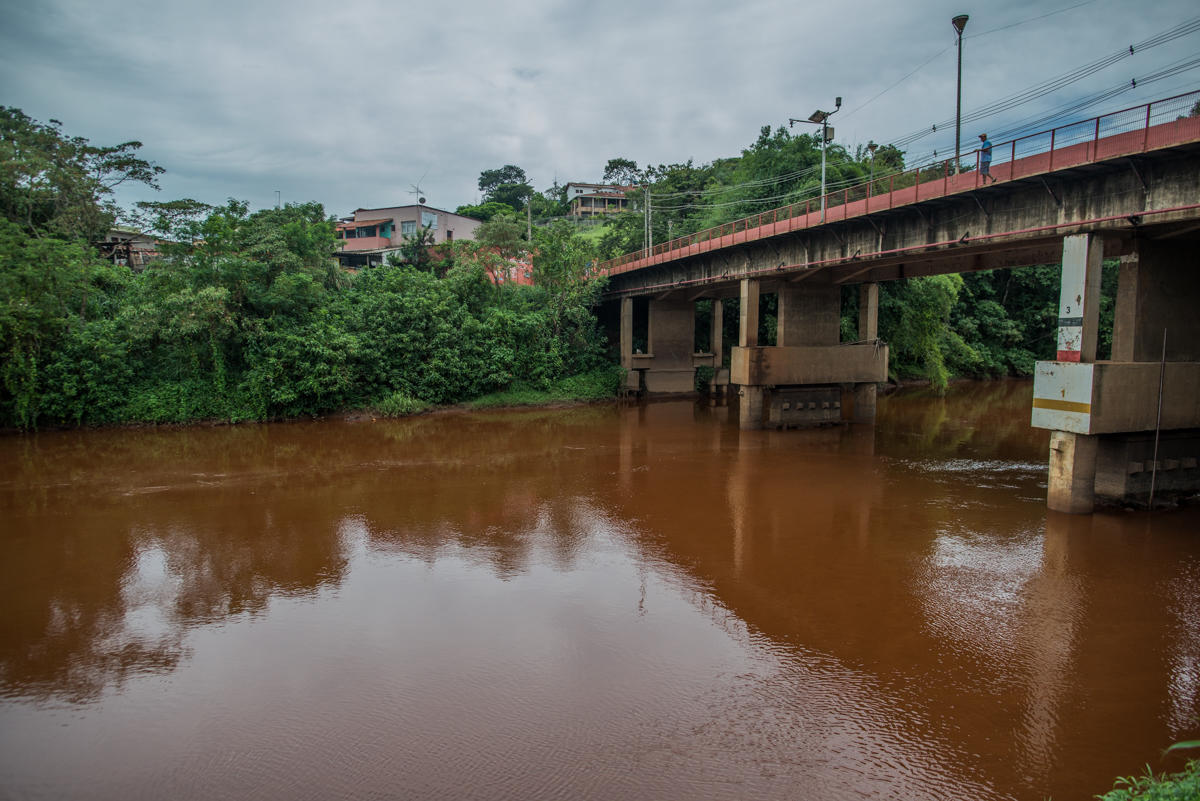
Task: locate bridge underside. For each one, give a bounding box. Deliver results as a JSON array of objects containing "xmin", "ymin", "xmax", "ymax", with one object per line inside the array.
[{"xmin": 601, "ymin": 141, "xmax": 1200, "ymax": 512}]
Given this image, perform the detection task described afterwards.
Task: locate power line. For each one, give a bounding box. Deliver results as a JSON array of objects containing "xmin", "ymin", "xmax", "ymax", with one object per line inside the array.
[
  {"xmin": 887, "ymin": 14, "xmax": 1200, "ymax": 149},
  {"xmin": 966, "ymin": 0, "xmax": 1098, "ymax": 39},
  {"xmin": 841, "ymin": 0, "xmax": 1101, "ymax": 122}
]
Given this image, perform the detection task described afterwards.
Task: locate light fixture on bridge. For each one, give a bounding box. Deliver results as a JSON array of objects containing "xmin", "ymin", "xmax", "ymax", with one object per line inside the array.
[
  {"xmin": 953, "ymin": 14, "xmax": 969, "ymax": 175},
  {"xmin": 789, "ymin": 96, "xmax": 842, "ymax": 224}
]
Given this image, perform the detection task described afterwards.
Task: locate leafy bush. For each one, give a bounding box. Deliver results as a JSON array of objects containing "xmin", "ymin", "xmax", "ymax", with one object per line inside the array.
[{"xmin": 373, "ymin": 391, "xmax": 430, "ymax": 418}]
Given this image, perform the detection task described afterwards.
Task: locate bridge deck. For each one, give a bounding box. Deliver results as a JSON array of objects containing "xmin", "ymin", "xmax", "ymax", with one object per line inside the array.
[{"xmin": 599, "ymin": 93, "xmax": 1200, "ymax": 279}]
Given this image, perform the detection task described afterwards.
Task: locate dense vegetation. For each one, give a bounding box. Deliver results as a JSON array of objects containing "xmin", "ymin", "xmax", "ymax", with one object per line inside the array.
[
  {"xmin": 3, "ymin": 102, "xmax": 1117, "ymax": 429},
  {"xmin": 0, "ymin": 108, "xmax": 615, "ymax": 430}
]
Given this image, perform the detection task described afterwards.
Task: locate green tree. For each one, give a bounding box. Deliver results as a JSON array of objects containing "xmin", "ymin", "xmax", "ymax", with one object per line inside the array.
[
  {"xmin": 455, "ymin": 200, "xmax": 514, "ymax": 222},
  {"xmin": 476, "ymin": 212, "xmax": 527, "ymax": 259},
  {"xmin": 478, "ymin": 165, "xmax": 534, "ymax": 210},
  {"xmin": 0, "ymin": 220, "xmax": 129, "ymax": 426},
  {"xmin": 0, "ymin": 106, "xmax": 163, "ymax": 240},
  {"xmin": 530, "ymin": 221, "xmax": 606, "ymax": 371},
  {"xmin": 602, "ymin": 157, "xmax": 640, "ymax": 185},
  {"xmin": 879, "ymin": 275, "xmax": 965, "ymax": 393},
  {"xmin": 389, "ymin": 223, "xmax": 436, "ymax": 272}
]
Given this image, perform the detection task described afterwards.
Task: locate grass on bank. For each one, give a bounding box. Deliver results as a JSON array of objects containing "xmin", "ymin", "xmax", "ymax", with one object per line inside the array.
[
  {"xmin": 465, "ymin": 366, "xmax": 625, "ymax": 410},
  {"xmin": 366, "ymin": 367, "xmax": 625, "ymax": 418},
  {"xmin": 1094, "ymin": 743, "xmax": 1200, "ymax": 800}
]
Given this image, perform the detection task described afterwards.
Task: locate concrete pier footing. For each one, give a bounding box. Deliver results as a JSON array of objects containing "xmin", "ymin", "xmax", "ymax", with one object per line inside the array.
[
  {"xmin": 1033, "ymin": 235, "xmax": 1200, "ymax": 512},
  {"xmin": 733, "ymin": 278, "xmax": 886, "ymax": 430}
]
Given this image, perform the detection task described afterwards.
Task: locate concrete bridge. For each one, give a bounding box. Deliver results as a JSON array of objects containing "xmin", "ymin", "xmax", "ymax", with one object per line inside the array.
[{"xmin": 597, "ymin": 92, "xmax": 1200, "ymax": 513}]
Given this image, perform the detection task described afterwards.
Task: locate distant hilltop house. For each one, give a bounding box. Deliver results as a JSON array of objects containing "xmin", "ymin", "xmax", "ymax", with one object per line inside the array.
[
  {"xmin": 335, "ymin": 204, "xmax": 483, "ymax": 268},
  {"xmin": 97, "ymin": 227, "xmax": 161, "ymax": 270},
  {"xmin": 564, "ymin": 183, "xmax": 635, "ymax": 219}
]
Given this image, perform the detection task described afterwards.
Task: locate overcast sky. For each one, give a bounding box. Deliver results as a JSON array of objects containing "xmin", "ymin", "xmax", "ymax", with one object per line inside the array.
[{"xmin": 2, "ymin": 0, "xmax": 1197, "ymax": 219}]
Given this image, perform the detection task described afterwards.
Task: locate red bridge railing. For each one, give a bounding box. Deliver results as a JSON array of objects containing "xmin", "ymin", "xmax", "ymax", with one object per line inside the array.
[{"xmin": 597, "ymin": 91, "xmax": 1200, "ymax": 277}]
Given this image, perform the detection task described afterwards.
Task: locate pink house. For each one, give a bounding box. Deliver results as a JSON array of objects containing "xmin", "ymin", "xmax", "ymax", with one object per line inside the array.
[{"xmin": 336, "ymin": 204, "xmax": 483, "ymax": 267}]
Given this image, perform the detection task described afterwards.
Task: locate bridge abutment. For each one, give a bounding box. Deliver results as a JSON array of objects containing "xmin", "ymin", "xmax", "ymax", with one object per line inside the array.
[{"xmin": 1033, "ymin": 234, "xmax": 1200, "ymax": 512}]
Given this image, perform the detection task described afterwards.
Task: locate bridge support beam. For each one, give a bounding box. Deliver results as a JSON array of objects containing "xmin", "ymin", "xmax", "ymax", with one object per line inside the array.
[{"xmin": 1033, "ymin": 235, "xmax": 1200, "ymax": 512}]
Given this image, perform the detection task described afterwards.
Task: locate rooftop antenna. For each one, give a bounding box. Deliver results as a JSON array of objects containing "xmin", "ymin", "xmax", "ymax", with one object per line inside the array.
[{"xmin": 409, "ymin": 169, "xmax": 429, "ymax": 206}]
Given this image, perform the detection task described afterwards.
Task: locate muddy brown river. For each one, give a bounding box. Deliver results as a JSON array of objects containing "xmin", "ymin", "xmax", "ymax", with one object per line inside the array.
[{"xmin": 1, "ymin": 381, "xmax": 1198, "ymax": 800}]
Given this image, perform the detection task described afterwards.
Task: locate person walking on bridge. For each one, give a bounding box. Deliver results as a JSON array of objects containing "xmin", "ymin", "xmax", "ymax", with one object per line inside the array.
[{"xmin": 979, "ymin": 133, "xmax": 996, "ymax": 183}]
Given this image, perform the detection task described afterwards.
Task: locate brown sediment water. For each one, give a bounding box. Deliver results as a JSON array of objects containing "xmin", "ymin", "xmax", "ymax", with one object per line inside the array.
[{"xmin": 1, "ymin": 380, "xmax": 1197, "ymax": 800}]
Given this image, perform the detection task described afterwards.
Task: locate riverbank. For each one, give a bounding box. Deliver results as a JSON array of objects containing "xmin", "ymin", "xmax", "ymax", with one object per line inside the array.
[{"xmin": 1, "ymin": 366, "xmax": 629, "ymax": 435}]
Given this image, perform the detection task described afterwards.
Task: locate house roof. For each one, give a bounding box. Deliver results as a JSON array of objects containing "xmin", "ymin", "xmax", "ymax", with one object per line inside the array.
[
  {"xmin": 352, "ymin": 204, "xmax": 472, "ymax": 219},
  {"xmin": 336, "ymin": 218, "xmax": 392, "ymax": 229}
]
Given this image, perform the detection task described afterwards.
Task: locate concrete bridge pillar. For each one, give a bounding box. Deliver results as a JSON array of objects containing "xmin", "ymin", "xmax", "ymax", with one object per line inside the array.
[
  {"xmin": 1033, "ymin": 235, "xmax": 1200, "ymax": 512},
  {"xmin": 738, "ymin": 279, "xmax": 763, "ymax": 428},
  {"xmin": 1039, "ymin": 234, "xmax": 1103, "ymax": 514},
  {"xmin": 1112, "ymin": 241, "xmax": 1200, "ymax": 362},
  {"xmin": 641, "ymin": 297, "xmax": 696, "ymax": 393},
  {"xmin": 733, "ymin": 277, "xmax": 888, "ymax": 430},
  {"xmin": 854, "ymin": 282, "xmax": 880, "ymax": 422},
  {"xmin": 707, "ymin": 298, "xmax": 727, "ymax": 396},
  {"xmin": 776, "ymin": 283, "xmax": 839, "ymax": 345},
  {"xmin": 710, "ymin": 298, "xmax": 724, "ymax": 364},
  {"xmin": 619, "ymin": 297, "xmax": 639, "ymax": 391}
]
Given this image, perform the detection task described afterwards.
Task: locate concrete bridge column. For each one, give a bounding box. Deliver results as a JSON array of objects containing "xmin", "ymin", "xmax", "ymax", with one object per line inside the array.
[
  {"xmin": 854, "ymin": 282, "xmax": 880, "ymax": 422},
  {"xmin": 776, "ymin": 283, "xmax": 839, "ymax": 346},
  {"xmin": 1111, "ymin": 241, "xmax": 1200, "ymax": 363},
  {"xmin": 1033, "ymin": 234, "xmax": 1200, "ymax": 512},
  {"xmin": 619, "ymin": 297, "xmax": 639, "ymax": 392},
  {"xmin": 708, "ymin": 298, "xmax": 727, "ymax": 395},
  {"xmin": 733, "ymin": 277, "xmax": 888, "ymax": 430},
  {"xmin": 1040, "ymin": 234, "xmax": 1103, "ymax": 514},
  {"xmin": 738, "ymin": 279, "xmax": 763, "ymax": 428},
  {"xmin": 642, "ymin": 297, "xmax": 696, "ymax": 393}
]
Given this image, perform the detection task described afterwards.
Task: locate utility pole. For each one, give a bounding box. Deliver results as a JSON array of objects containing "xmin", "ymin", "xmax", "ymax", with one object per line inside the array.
[
  {"xmin": 790, "ymin": 95, "xmax": 841, "ymax": 223},
  {"xmin": 868, "ymin": 141, "xmax": 878, "ymax": 195},
  {"xmin": 953, "ymin": 14, "xmax": 969, "ymax": 175},
  {"xmin": 644, "ymin": 189, "xmax": 652, "ymax": 258},
  {"xmin": 527, "ymin": 197, "xmax": 532, "ymax": 241}
]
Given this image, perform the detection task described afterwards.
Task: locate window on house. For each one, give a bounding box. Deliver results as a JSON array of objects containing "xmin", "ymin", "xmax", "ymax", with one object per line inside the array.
[
  {"xmin": 401, "ymin": 221, "xmax": 416, "ymax": 235},
  {"xmin": 421, "ymin": 211, "xmax": 437, "ymax": 229}
]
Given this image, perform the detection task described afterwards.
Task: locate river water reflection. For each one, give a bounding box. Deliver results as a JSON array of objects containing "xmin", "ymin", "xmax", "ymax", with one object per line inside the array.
[{"xmin": 1, "ymin": 381, "xmax": 1198, "ymax": 800}]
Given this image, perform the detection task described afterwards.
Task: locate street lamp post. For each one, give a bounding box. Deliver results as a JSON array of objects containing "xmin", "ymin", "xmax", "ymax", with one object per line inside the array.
[
  {"xmin": 790, "ymin": 95, "xmax": 841, "ymax": 223},
  {"xmin": 867, "ymin": 141, "xmax": 878, "ymax": 196},
  {"xmin": 953, "ymin": 14, "xmax": 969, "ymax": 175}
]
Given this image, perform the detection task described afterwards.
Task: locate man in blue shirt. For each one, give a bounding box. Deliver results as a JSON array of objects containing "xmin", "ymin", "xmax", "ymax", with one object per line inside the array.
[{"xmin": 979, "ymin": 133, "xmax": 996, "ymax": 183}]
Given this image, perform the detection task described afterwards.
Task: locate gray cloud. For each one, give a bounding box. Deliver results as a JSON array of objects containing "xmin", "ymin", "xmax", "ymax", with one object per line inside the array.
[{"xmin": 2, "ymin": 0, "xmax": 1196, "ymax": 218}]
